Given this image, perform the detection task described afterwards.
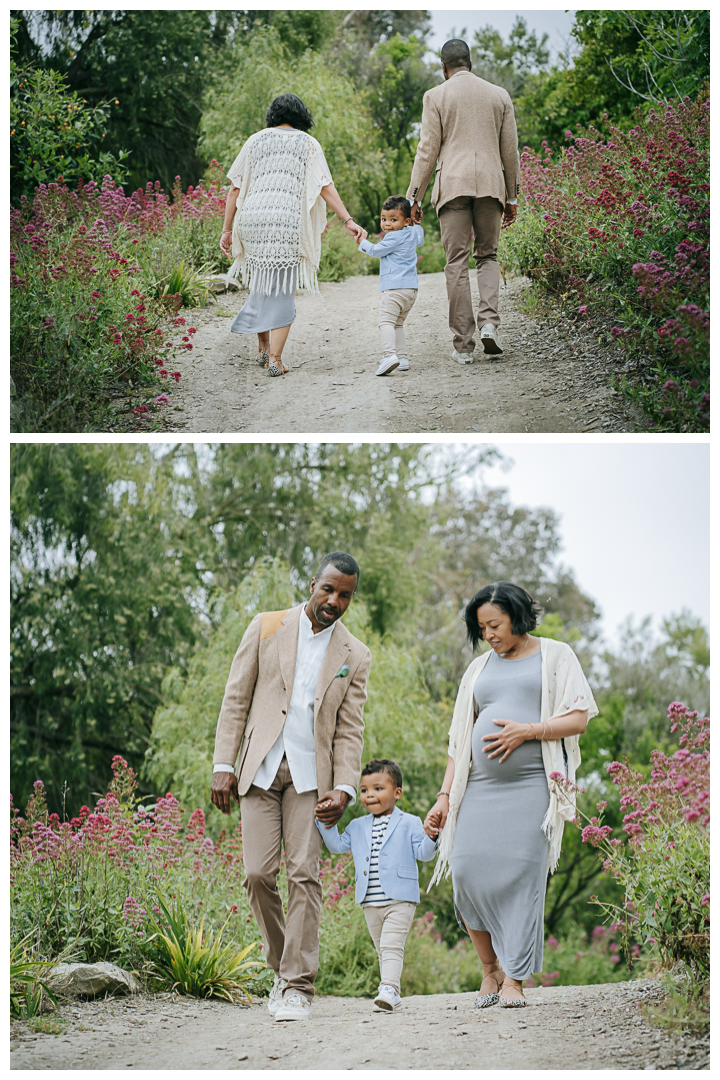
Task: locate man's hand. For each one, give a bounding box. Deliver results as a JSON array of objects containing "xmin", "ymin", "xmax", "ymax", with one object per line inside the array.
[
  {"xmin": 314, "ymin": 789, "xmax": 350, "ymax": 828},
  {"xmin": 501, "ymin": 203, "xmax": 518, "ymax": 230},
  {"xmin": 211, "ymin": 771, "xmax": 239, "ymax": 815},
  {"xmin": 410, "ymin": 202, "xmax": 423, "ymax": 224}
]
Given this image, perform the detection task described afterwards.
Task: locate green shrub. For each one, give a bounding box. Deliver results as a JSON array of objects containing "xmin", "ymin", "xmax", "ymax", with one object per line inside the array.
[{"xmin": 318, "ymin": 216, "xmax": 367, "ymax": 282}]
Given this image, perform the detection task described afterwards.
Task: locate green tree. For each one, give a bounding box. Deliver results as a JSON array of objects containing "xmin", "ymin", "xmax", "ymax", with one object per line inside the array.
[
  {"xmin": 198, "ymin": 25, "xmax": 374, "ymax": 217},
  {"xmin": 10, "ymin": 444, "xmax": 202, "ymax": 815},
  {"xmin": 9, "ymin": 16, "xmax": 130, "ymax": 204},
  {"xmin": 470, "ymin": 16, "xmax": 550, "ymax": 99},
  {"xmin": 12, "ymin": 10, "xmax": 239, "ymax": 192},
  {"xmin": 515, "ymin": 10, "xmax": 711, "ymax": 150}
]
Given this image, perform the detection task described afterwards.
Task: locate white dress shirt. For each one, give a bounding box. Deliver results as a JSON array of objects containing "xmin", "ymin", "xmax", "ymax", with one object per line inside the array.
[{"xmin": 214, "ymin": 605, "xmax": 356, "ymax": 802}]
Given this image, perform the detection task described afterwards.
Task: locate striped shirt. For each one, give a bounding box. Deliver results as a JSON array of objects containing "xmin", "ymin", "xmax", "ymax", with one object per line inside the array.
[{"xmin": 362, "ymin": 815, "xmax": 392, "ymax": 907}]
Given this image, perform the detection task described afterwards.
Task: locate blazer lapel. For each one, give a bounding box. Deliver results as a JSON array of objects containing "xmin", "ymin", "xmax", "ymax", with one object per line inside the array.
[
  {"xmin": 274, "ymin": 605, "xmax": 302, "ymax": 705},
  {"xmin": 313, "ymin": 624, "xmax": 351, "ymax": 712},
  {"xmin": 379, "ymin": 806, "xmax": 402, "ymax": 850}
]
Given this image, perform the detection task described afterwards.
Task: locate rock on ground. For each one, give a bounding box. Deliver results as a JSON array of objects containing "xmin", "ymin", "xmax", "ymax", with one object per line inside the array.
[
  {"xmin": 10, "ymin": 980, "xmax": 709, "ymax": 1070},
  {"xmin": 47, "ymin": 962, "xmax": 142, "ymax": 998},
  {"xmin": 113, "ymin": 273, "xmax": 645, "ymax": 434}
]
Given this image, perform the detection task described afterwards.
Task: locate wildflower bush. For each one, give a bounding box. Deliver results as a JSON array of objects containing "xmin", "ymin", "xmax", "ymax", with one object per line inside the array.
[
  {"xmin": 11, "ymin": 753, "xmax": 644, "ymax": 1003},
  {"xmin": 10, "ymin": 175, "xmax": 228, "ymax": 430},
  {"xmin": 501, "ymin": 95, "xmax": 710, "ymax": 431},
  {"xmin": 554, "ymin": 702, "xmax": 710, "ymax": 984}
]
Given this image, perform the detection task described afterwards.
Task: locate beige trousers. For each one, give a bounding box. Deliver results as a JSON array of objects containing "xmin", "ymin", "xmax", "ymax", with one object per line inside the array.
[
  {"xmin": 438, "ymin": 195, "xmax": 504, "ymax": 353},
  {"xmin": 363, "ymin": 900, "xmax": 417, "ymax": 994},
  {"xmin": 240, "ymin": 756, "xmax": 323, "ymax": 1001},
  {"xmin": 378, "ymin": 288, "xmax": 418, "ymax": 358}
]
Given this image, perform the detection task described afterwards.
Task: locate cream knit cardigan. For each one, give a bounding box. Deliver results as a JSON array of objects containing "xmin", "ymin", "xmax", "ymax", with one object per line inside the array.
[
  {"xmin": 428, "ymin": 637, "xmax": 598, "ymax": 889},
  {"xmin": 225, "ymin": 129, "xmax": 332, "ymax": 296}
]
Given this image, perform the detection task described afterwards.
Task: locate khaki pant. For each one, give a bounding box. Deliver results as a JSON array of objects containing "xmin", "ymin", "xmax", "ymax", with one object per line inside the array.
[
  {"xmin": 241, "ymin": 756, "xmax": 323, "ymax": 1001},
  {"xmin": 363, "ymin": 900, "xmax": 417, "ymax": 994},
  {"xmin": 378, "ymin": 288, "xmax": 418, "ymax": 359},
  {"xmin": 438, "ymin": 195, "xmax": 504, "ymax": 353}
]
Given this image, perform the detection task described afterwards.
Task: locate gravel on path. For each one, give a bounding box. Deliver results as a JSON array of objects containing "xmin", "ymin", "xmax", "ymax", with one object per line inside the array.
[
  {"xmin": 144, "ymin": 272, "xmax": 644, "ymax": 435},
  {"xmin": 10, "ymin": 980, "xmax": 709, "ymax": 1071}
]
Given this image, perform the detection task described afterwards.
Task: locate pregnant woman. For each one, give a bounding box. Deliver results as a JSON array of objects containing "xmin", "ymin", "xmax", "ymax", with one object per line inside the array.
[
  {"xmin": 424, "ymin": 582, "xmax": 597, "ymax": 1008},
  {"xmin": 219, "ymin": 93, "xmax": 363, "ymax": 376}
]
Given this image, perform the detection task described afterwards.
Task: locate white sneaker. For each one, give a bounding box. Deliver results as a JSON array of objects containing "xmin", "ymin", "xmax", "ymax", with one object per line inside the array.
[
  {"xmin": 451, "ymin": 349, "xmax": 475, "ymax": 364},
  {"xmin": 376, "ymin": 354, "xmax": 400, "ymax": 376},
  {"xmin": 398, "ymin": 357, "xmax": 409, "ymax": 371},
  {"xmin": 275, "ymin": 993, "xmax": 313, "ymax": 1022},
  {"xmin": 374, "ymin": 984, "xmax": 402, "ymax": 1011},
  {"xmin": 480, "ymin": 322, "xmax": 503, "ymax": 354},
  {"xmin": 267, "ymin": 974, "xmax": 287, "ymax": 1016}
]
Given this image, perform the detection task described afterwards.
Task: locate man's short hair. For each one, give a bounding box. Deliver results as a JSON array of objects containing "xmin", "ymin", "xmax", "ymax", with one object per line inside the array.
[
  {"xmin": 382, "ymin": 195, "xmax": 412, "ymax": 219},
  {"xmin": 441, "ymin": 39, "xmax": 471, "ymax": 70},
  {"xmin": 315, "ymin": 551, "xmax": 360, "ymax": 586},
  {"xmin": 361, "ymin": 758, "xmax": 402, "ymax": 789}
]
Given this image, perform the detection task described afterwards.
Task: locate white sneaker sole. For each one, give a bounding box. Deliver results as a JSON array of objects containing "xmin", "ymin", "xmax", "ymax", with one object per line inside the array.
[
  {"xmin": 480, "ymin": 333, "xmax": 503, "ymax": 355},
  {"xmin": 373, "ymin": 997, "xmax": 401, "ymax": 1011},
  {"xmin": 376, "ymin": 356, "xmax": 399, "ymax": 376},
  {"xmin": 275, "ymin": 1011, "xmax": 312, "ymax": 1022}
]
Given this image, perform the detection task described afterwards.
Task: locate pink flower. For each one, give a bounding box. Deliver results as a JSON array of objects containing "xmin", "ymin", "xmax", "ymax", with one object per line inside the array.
[
  {"xmin": 700, "ymin": 894, "xmax": 710, "ymax": 906},
  {"xmin": 156, "ymin": 393, "xmax": 170, "ymax": 405}
]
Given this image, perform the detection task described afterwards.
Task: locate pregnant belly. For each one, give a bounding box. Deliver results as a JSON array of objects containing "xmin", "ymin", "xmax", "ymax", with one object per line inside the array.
[{"xmin": 470, "ymin": 706, "xmax": 546, "ymax": 784}]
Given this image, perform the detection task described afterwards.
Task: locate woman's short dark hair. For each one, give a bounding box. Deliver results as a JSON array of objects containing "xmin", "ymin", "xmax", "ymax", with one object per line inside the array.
[
  {"xmin": 266, "ymin": 93, "xmax": 314, "ymax": 132},
  {"xmin": 464, "ymin": 581, "xmax": 542, "ymax": 650}
]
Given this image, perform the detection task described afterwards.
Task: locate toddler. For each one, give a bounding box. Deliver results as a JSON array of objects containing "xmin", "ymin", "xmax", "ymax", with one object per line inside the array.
[
  {"xmin": 316, "ymin": 758, "xmax": 437, "ymax": 1011},
  {"xmin": 357, "ymin": 197, "xmax": 424, "ymax": 376}
]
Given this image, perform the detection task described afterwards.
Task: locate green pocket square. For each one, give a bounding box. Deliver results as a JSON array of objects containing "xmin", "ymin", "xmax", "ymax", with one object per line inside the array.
[{"xmin": 335, "ymin": 665, "xmax": 349, "ymax": 679}]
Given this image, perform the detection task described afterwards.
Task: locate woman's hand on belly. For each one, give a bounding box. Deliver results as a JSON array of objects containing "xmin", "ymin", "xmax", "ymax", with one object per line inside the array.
[{"xmin": 482, "ymin": 719, "xmax": 534, "ymax": 763}]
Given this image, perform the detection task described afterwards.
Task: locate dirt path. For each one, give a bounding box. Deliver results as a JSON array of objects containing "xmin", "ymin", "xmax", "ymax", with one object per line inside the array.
[
  {"xmin": 154, "ymin": 272, "xmax": 644, "ymax": 435},
  {"xmin": 10, "ymin": 980, "xmax": 709, "ymax": 1071}
]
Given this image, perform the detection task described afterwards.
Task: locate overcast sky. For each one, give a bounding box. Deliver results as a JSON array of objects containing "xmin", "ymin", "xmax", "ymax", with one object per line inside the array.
[
  {"xmin": 461, "ymin": 442, "xmax": 710, "ymax": 643},
  {"xmin": 429, "ymin": 8, "xmax": 578, "ymax": 64}
]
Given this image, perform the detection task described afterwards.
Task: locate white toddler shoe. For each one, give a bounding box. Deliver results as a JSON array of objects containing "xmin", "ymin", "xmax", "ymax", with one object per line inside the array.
[{"xmin": 374, "ymin": 984, "xmax": 402, "ymax": 1011}]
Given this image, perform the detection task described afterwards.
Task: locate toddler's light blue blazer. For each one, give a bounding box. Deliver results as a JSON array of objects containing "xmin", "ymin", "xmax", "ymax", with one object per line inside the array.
[{"xmin": 316, "ymin": 805, "xmax": 438, "ymax": 904}]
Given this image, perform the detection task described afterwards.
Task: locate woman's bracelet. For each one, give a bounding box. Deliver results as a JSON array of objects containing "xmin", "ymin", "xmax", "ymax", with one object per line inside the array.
[
  {"xmin": 342, "ymin": 216, "xmax": 354, "ymax": 225},
  {"xmin": 221, "ymin": 229, "xmax": 232, "ymax": 235},
  {"xmin": 436, "ymin": 791, "xmax": 450, "ymax": 800}
]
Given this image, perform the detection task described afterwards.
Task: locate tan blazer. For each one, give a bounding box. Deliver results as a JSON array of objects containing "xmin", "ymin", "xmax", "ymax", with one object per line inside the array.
[
  {"xmin": 213, "ymin": 604, "xmax": 371, "ymax": 797},
  {"xmin": 406, "ymin": 69, "xmax": 520, "ymax": 213}
]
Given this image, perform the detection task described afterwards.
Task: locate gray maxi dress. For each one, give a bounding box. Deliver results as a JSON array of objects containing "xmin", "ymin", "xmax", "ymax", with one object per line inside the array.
[{"xmin": 451, "ymin": 649, "xmax": 549, "ymax": 980}]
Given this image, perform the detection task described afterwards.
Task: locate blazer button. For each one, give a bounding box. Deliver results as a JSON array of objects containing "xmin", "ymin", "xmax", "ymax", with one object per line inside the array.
[
  {"xmin": 282, "ymin": 710, "xmax": 286, "ymax": 715},
  {"xmin": 366, "ymin": 856, "xmax": 369, "ymax": 861},
  {"xmin": 364, "ymin": 871, "xmax": 367, "ymax": 876}
]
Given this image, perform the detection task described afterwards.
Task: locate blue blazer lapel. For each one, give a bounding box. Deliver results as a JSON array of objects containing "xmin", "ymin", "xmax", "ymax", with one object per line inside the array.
[{"xmin": 379, "ymin": 806, "xmax": 402, "ymax": 850}]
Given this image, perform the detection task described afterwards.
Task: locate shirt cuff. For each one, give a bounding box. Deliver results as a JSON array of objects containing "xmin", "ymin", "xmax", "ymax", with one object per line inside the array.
[
  {"xmin": 335, "ymin": 784, "xmax": 356, "ymax": 805},
  {"xmin": 213, "ymin": 763, "xmax": 235, "ymax": 773},
  {"xmin": 506, "ymin": 198, "xmax": 518, "ymax": 205}
]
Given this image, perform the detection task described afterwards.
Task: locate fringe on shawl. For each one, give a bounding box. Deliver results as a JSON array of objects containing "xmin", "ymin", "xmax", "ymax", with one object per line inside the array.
[{"xmin": 224, "ymin": 257, "xmax": 321, "ymax": 298}]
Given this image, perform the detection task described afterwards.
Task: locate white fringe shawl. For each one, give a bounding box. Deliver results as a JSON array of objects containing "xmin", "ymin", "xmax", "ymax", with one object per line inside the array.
[
  {"xmin": 224, "ymin": 129, "xmax": 331, "ymax": 297},
  {"xmin": 427, "ymin": 637, "xmax": 599, "ymax": 890}
]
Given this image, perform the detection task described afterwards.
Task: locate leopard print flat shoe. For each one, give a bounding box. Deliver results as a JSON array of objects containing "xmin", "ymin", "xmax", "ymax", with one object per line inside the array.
[{"xmin": 474, "ymin": 967, "xmax": 505, "ymax": 1009}]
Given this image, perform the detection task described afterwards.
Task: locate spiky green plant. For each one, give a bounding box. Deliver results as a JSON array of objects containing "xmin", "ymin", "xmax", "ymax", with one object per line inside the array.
[
  {"xmin": 144, "ymin": 893, "xmax": 265, "ymax": 1003},
  {"xmin": 11, "ymin": 934, "xmax": 58, "ymax": 1018},
  {"xmin": 143, "ymin": 260, "xmax": 215, "ymax": 308}
]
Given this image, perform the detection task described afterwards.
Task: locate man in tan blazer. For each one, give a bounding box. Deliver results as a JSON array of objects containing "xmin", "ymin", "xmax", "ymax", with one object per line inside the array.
[
  {"xmin": 406, "ymin": 39, "xmax": 520, "ymax": 362},
  {"xmin": 211, "ymin": 552, "xmax": 370, "ymax": 1023}
]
